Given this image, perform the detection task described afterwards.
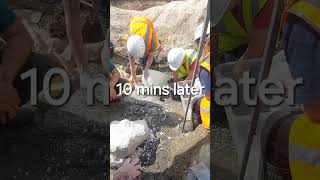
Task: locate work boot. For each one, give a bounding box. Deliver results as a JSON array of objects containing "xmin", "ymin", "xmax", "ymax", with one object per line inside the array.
[{"xmin": 2, "ymin": 108, "xmax": 35, "ymax": 128}]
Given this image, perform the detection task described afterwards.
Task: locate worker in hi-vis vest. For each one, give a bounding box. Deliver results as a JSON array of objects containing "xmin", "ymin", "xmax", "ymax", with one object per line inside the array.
[
  {"xmin": 126, "ymin": 17, "xmax": 161, "ymax": 85},
  {"xmin": 213, "ymin": 0, "xmax": 274, "ymax": 63},
  {"xmin": 282, "ymin": 0, "xmax": 320, "ymax": 179},
  {"xmin": 198, "ymin": 34, "xmax": 211, "ymax": 129},
  {"xmin": 203, "ymin": 0, "xmax": 273, "ymax": 129},
  {"xmin": 166, "ymin": 21, "xmax": 210, "ymax": 82},
  {"xmin": 189, "ymin": 33, "xmax": 211, "ymax": 131},
  {"xmin": 167, "ymin": 48, "xmax": 198, "ymax": 82}
]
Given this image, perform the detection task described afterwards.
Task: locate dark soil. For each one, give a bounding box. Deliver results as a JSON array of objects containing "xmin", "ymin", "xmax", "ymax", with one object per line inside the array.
[{"xmin": 0, "ymin": 109, "xmax": 109, "ymax": 180}]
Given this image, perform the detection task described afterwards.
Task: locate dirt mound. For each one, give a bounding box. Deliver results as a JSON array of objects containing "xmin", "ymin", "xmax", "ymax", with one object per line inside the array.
[{"xmin": 111, "ymin": 0, "xmax": 208, "ymax": 62}]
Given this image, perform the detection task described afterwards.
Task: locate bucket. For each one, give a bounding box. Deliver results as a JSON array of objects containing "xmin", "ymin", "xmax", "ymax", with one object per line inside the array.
[
  {"xmin": 187, "ymin": 162, "xmax": 210, "ymax": 180},
  {"xmin": 178, "ymin": 80, "xmax": 202, "ymax": 121},
  {"xmin": 142, "ymin": 69, "xmax": 171, "ymax": 87}
]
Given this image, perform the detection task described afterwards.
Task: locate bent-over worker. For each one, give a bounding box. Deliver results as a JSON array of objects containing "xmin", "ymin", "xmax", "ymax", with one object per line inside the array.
[
  {"xmin": 126, "ymin": 17, "xmax": 161, "ymax": 85},
  {"xmin": 167, "ymin": 48, "xmax": 198, "ymax": 82}
]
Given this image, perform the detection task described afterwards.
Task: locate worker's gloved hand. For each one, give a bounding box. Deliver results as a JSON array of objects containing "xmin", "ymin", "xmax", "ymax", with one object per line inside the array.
[{"xmin": 113, "ymin": 158, "xmax": 141, "ymax": 180}]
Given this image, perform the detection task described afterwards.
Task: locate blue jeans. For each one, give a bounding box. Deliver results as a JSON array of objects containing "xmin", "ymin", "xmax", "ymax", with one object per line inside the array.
[
  {"xmin": 284, "ymin": 23, "xmax": 320, "ymax": 104},
  {"xmin": 199, "ymin": 68, "xmax": 210, "ymax": 95}
]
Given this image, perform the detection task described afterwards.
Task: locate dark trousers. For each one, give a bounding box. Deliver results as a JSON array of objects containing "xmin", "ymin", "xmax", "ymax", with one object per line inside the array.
[
  {"xmin": 192, "ymin": 97, "xmax": 202, "ymax": 126},
  {"xmin": 1, "ymin": 53, "xmax": 51, "ymax": 106},
  {"xmin": 95, "ymin": 0, "xmax": 109, "ymax": 36},
  {"xmin": 192, "ymin": 96, "xmax": 227, "ymax": 129}
]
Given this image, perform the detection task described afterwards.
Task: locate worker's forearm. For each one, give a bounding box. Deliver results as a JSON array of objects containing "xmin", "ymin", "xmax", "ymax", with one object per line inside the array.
[
  {"xmin": 110, "ymin": 69, "xmax": 120, "ymax": 88},
  {"xmin": 129, "ymin": 57, "xmax": 137, "ymax": 81},
  {"xmin": 242, "ymin": 45, "xmax": 264, "ymax": 60},
  {"xmin": 243, "ymin": 28, "xmax": 268, "ymax": 60},
  {"xmin": 185, "ymin": 75, "xmax": 192, "ymax": 81},
  {"xmin": 186, "ymin": 68, "xmax": 196, "ymax": 81},
  {"xmin": 63, "ymin": 0, "xmax": 88, "ymax": 72},
  {"xmin": 145, "ymin": 53, "xmax": 154, "ymax": 70},
  {"xmin": 0, "ymin": 29, "xmax": 32, "ymax": 84},
  {"xmin": 173, "ymin": 71, "xmax": 179, "ymax": 82}
]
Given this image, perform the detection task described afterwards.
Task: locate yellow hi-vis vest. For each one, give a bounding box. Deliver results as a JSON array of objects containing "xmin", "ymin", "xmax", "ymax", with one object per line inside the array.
[
  {"xmin": 178, "ymin": 49, "xmax": 197, "ymax": 79},
  {"xmin": 288, "ymin": 0, "xmax": 320, "ymax": 34},
  {"xmin": 289, "ymin": 114, "xmax": 320, "ymax": 180},
  {"xmin": 129, "ymin": 17, "xmax": 160, "ymax": 54},
  {"xmin": 200, "ymin": 52, "xmax": 211, "ymax": 129},
  {"xmin": 215, "ymin": 0, "xmax": 268, "ymax": 52}
]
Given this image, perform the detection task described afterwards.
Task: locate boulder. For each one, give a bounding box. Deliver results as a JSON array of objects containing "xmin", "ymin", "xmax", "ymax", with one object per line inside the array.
[{"xmin": 110, "ymin": 119, "xmax": 150, "ymax": 166}]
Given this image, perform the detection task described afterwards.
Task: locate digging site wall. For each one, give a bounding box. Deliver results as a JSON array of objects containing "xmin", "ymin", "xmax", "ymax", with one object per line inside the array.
[{"xmin": 111, "ymin": 0, "xmax": 208, "ymax": 62}]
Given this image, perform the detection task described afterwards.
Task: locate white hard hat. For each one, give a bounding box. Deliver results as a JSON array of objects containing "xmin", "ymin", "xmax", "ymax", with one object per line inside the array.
[
  {"xmin": 167, "ymin": 48, "xmax": 186, "ymax": 71},
  {"xmin": 127, "ymin": 35, "xmax": 146, "ymax": 58},
  {"xmin": 194, "ymin": 22, "xmax": 210, "ymax": 42},
  {"xmin": 212, "ymin": 0, "xmax": 232, "ymax": 27}
]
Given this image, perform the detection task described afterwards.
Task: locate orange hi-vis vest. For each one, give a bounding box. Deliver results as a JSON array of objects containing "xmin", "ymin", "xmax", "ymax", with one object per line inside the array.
[
  {"xmin": 129, "ymin": 17, "xmax": 160, "ymax": 54},
  {"xmin": 200, "ymin": 52, "xmax": 211, "ymax": 129}
]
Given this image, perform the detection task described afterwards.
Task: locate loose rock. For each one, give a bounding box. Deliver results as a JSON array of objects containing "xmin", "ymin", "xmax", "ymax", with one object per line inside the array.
[{"xmin": 110, "ymin": 119, "xmax": 150, "ymax": 166}]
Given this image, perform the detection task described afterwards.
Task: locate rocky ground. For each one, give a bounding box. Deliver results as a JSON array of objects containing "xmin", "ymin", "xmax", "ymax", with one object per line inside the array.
[
  {"xmin": 110, "ymin": 0, "xmax": 208, "ymax": 62},
  {"xmin": 0, "ymin": 0, "xmax": 240, "ymax": 179}
]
